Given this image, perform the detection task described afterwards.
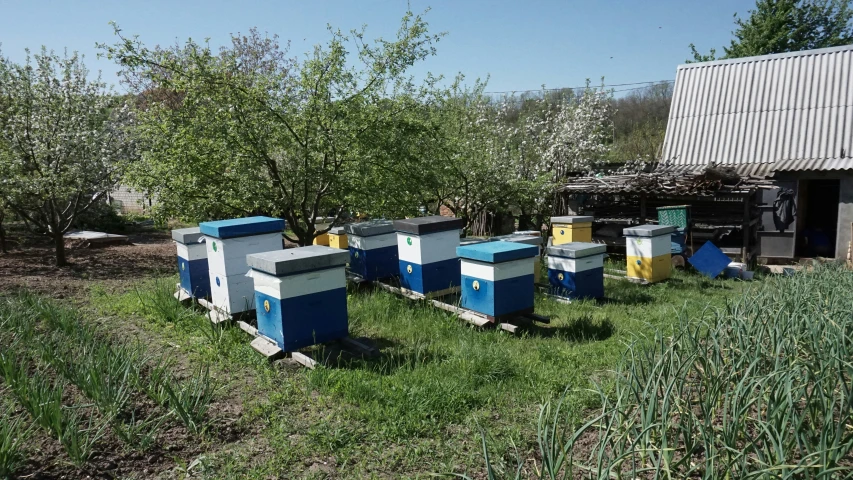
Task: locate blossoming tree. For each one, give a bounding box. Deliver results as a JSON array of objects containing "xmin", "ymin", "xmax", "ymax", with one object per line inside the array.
[{"xmin": 0, "ymin": 48, "xmax": 135, "ymax": 266}]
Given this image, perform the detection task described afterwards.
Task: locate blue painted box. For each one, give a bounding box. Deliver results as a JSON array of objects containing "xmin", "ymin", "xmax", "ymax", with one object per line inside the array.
[
  {"xmin": 172, "ymin": 227, "xmax": 211, "ymax": 298},
  {"xmin": 345, "ymin": 220, "xmax": 398, "ymax": 281},
  {"xmin": 546, "ymin": 242, "xmax": 606, "ymax": 300},
  {"xmin": 457, "ymin": 241, "xmax": 538, "ymax": 319},
  {"xmin": 246, "ymin": 246, "xmax": 350, "ymax": 352},
  {"xmin": 395, "ymin": 216, "xmax": 464, "ymax": 296}
]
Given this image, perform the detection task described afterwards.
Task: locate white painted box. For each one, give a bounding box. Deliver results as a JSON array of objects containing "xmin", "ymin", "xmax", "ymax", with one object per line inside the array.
[
  {"xmin": 208, "ymin": 272, "xmax": 256, "ymax": 314},
  {"xmin": 626, "ymin": 235, "xmax": 671, "ymax": 258},
  {"xmin": 204, "ymin": 232, "xmax": 282, "ymax": 276},
  {"xmin": 396, "ymin": 229, "xmax": 460, "ymax": 265}
]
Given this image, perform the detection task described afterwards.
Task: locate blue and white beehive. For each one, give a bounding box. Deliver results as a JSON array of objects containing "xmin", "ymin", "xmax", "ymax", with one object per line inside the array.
[
  {"xmin": 546, "ymin": 242, "xmax": 606, "ymax": 300},
  {"xmin": 246, "ymin": 246, "xmax": 349, "ymax": 351},
  {"xmin": 395, "ymin": 216, "xmax": 464, "ymax": 296},
  {"xmin": 199, "ymin": 216, "xmax": 285, "ymax": 315},
  {"xmin": 457, "ymin": 241, "xmax": 539, "ymax": 319},
  {"xmin": 172, "ymin": 227, "xmax": 210, "ymax": 298},
  {"xmin": 345, "ymin": 220, "xmax": 398, "ymax": 281}
]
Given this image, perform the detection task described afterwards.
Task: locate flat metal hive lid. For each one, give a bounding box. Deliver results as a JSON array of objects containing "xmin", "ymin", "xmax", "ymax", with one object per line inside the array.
[
  {"xmin": 622, "ymin": 224, "xmax": 676, "ymax": 237},
  {"xmin": 247, "ymin": 245, "xmax": 349, "ymax": 276},
  {"xmin": 172, "ymin": 227, "xmax": 204, "ymax": 244},
  {"xmin": 329, "ymin": 226, "xmax": 346, "ymax": 235},
  {"xmin": 551, "ymin": 215, "xmax": 593, "ymax": 224},
  {"xmin": 199, "ymin": 216, "xmax": 285, "ymax": 239},
  {"xmin": 546, "ymin": 242, "xmax": 606, "ymax": 258},
  {"xmin": 457, "ymin": 241, "xmax": 538, "ymax": 264},
  {"xmin": 394, "ymin": 216, "xmax": 464, "ymax": 235},
  {"xmin": 493, "ymin": 234, "xmax": 542, "ymax": 246},
  {"xmin": 344, "ymin": 220, "xmax": 394, "ymax": 237}
]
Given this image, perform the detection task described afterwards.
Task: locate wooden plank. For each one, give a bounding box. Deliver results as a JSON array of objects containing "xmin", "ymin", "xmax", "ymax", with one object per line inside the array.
[
  {"xmin": 401, "ymin": 285, "xmax": 459, "ymax": 299},
  {"xmin": 428, "ymin": 299, "xmax": 492, "ymax": 326},
  {"xmin": 291, "ymin": 352, "xmax": 318, "ymax": 369},
  {"xmin": 250, "ymin": 336, "xmax": 284, "ymax": 360},
  {"xmin": 604, "ymin": 273, "xmax": 650, "ymax": 285},
  {"xmin": 237, "ymin": 320, "xmax": 258, "ymax": 337},
  {"xmin": 499, "ymin": 323, "xmax": 519, "ymax": 333},
  {"xmin": 207, "ymin": 310, "xmax": 231, "ymax": 324},
  {"xmin": 543, "ymin": 293, "xmax": 572, "ymax": 305},
  {"xmin": 338, "ymin": 337, "xmax": 378, "ymax": 357},
  {"xmin": 197, "ymin": 298, "xmax": 214, "ymax": 311}
]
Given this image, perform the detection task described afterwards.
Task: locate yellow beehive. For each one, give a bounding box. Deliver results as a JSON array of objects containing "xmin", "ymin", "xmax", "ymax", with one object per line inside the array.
[
  {"xmin": 312, "ymin": 233, "xmax": 330, "ymax": 246},
  {"xmin": 328, "ymin": 226, "xmax": 348, "ymax": 250},
  {"xmin": 551, "ymin": 216, "xmax": 593, "ymax": 245},
  {"xmin": 623, "ymin": 225, "xmax": 675, "ymax": 282}
]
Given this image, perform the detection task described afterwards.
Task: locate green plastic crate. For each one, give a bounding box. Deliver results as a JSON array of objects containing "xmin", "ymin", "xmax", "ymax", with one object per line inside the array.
[{"xmin": 657, "ymin": 205, "xmax": 691, "ymax": 230}]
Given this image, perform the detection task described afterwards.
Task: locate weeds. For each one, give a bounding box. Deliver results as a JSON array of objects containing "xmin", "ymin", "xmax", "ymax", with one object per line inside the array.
[{"xmin": 135, "ymin": 276, "xmax": 197, "ymax": 325}]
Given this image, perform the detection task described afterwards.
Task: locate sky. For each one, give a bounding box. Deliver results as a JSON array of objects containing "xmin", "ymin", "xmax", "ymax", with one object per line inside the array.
[{"xmin": 0, "ymin": 0, "xmax": 752, "ymax": 94}]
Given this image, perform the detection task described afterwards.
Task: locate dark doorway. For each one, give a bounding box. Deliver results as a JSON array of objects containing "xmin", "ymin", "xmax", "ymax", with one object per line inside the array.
[{"xmin": 797, "ymin": 179, "xmax": 840, "ymax": 258}]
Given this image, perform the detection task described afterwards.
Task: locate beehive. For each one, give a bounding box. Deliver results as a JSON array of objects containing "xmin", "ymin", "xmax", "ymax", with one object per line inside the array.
[
  {"xmin": 172, "ymin": 227, "xmax": 210, "ymax": 298},
  {"xmin": 457, "ymin": 241, "xmax": 538, "ymax": 319},
  {"xmin": 312, "ymin": 233, "xmax": 330, "ymax": 246},
  {"xmin": 247, "ymin": 246, "xmax": 349, "ymax": 351},
  {"xmin": 623, "ymin": 225, "xmax": 675, "ymax": 283},
  {"xmin": 493, "ymin": 234, "xmax": 543, "ymax": 283},
  {"xmin": 199, "ymin": 216, "xmax": 285, "ymax": 315},
  {"xmin": 328, "ymin": 226, "xmax": 348, "ymax": 249},
  {"xmin": 551, "ymin": 216, "xmax": 593, "ymax": 244},
  {"xmin": 345, "ymin": 220, "xmax": 398, "ymax": 281},
  {"xmin": 395, "ymin": 216, "xmax": 464, "ymax": 296},
  {"xmin": 546, "ymin": 242, "xmax": 606, "ymax": 300}
]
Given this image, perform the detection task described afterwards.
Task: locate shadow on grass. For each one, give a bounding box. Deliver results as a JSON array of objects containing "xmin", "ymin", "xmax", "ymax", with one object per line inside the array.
[
  {"xmin": 518, "ymin": 316, "xmax": 614, "ymax": 342},
  {"xmin": 598, "ymin": 290, "xmax": 655, "ymax": 306},
  {"xmin": 662, "ymin": 276, "xmax": 736, "ymax": 291},
  {"xmin": 309, "ymin": 336, "xmax": 450, "ymax": 375}
]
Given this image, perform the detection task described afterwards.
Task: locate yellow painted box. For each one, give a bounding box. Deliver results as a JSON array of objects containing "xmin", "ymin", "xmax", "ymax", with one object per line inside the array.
[
  {"xmin": 623, "ymin": 224, "xmax": 676, "ymax": 283},
  {"xmin": 551, "ymin": 216, "xmax": 594, "ymax": 245},
  {"xmin": 328, "ymin": 227, "xmax": 348, "ymax": 249},
  {"xmin": 312, "ymin": 233, "xmax": 330, "ymax": 246},
  {"xmin": 626, "ymin": 254, "xmax": 671, "ymax": 282}
]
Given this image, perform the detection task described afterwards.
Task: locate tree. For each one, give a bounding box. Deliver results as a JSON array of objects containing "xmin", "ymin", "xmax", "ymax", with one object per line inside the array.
[
  {"xmin": 691, "ymin": 0, "xmax": 853, "ymax": 61},
  {"xmin": 0, "ymin": 48, "xmax": 135, "ymax": 266},
  {"xmin": 101, "ymin": 11, "xmax": 443, "ymax": 245}
]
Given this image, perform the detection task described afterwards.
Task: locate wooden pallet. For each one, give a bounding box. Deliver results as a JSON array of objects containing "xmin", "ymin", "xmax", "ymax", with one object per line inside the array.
[
  {"xmin": 237, "ymin": 321, "xmax": 378, "ymax": 368},
  {"xmin": 173, "ymin": 283, "xmax": 192, "ymax": 302},
  {"xmin": 373, "ymin": 281, "xmax": 548, "ymax": 331},
  {"xmin": 603, "ymin": 272, "xmax": 651, "ymax": 285}
]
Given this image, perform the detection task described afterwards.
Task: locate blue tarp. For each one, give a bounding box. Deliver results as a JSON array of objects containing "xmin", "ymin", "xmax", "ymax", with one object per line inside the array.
[{"xmin": 688, "ymin": 242, "xmax": 731, "ymax": 279}]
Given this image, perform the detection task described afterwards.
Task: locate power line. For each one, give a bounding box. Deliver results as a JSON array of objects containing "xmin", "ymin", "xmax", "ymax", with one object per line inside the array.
[{"xmin": 484, "ymin": 79, "xmax": 675, "ymax": 95}]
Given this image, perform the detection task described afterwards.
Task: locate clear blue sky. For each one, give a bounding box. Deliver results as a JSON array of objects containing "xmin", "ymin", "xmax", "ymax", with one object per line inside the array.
[{"xmin": 0, "ymin": 0, "xmax": 751, "ymax": 93}]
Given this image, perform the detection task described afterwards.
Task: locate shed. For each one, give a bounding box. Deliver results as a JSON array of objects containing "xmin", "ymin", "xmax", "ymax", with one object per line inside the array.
[
  {"xmin": 662, "ymin": 45, "xmax": 853, "ymax": 260},
  {"xmin": 558, "ymin": 45, "xmax": 853, "ymax": 262}
]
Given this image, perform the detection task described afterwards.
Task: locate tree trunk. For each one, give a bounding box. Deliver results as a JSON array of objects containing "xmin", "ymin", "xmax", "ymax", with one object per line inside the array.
[
  {"xmin": 54, "ymin": 231, "xmax": 67, "ymax": 267},
  {"xmin": 0, "ymin": 210, "xmax": 6, "ymax": 254}
]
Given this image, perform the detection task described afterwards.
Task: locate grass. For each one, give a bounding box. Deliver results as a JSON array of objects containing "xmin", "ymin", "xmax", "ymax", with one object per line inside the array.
[
  {"xmin": 86, "ymin": 266, "xmax": 750, "ymax": 477},
  {"xmin": 471, "ymin": 263, "xmax": 853, "ymax": 479}
]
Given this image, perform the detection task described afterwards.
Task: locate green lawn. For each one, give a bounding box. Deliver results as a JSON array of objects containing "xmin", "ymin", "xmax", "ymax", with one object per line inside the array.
[{"xmin": 69, "ymin": 266, "xmax": 747, "ymax": 478}]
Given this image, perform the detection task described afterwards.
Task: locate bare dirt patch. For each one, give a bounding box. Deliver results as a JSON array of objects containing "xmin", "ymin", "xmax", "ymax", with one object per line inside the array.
[{"xmin": 0, "ymin": 230, "xmax": 175, "ymax": 298}]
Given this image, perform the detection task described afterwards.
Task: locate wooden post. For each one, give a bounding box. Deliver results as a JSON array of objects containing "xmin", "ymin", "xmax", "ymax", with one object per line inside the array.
[
  {"xmin": 742, "ymin": 193, "xmax": 751, "ymax": 263},
  {"xmin": 639, "ymin": 194, "xmax": 647, "ymax": 224}
]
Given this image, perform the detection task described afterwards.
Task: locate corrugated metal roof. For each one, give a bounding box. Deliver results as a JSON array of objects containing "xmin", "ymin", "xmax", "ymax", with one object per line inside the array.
[{"xmin": 662, "ymin": 45, "xmax": 853, "ymax": 171}]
